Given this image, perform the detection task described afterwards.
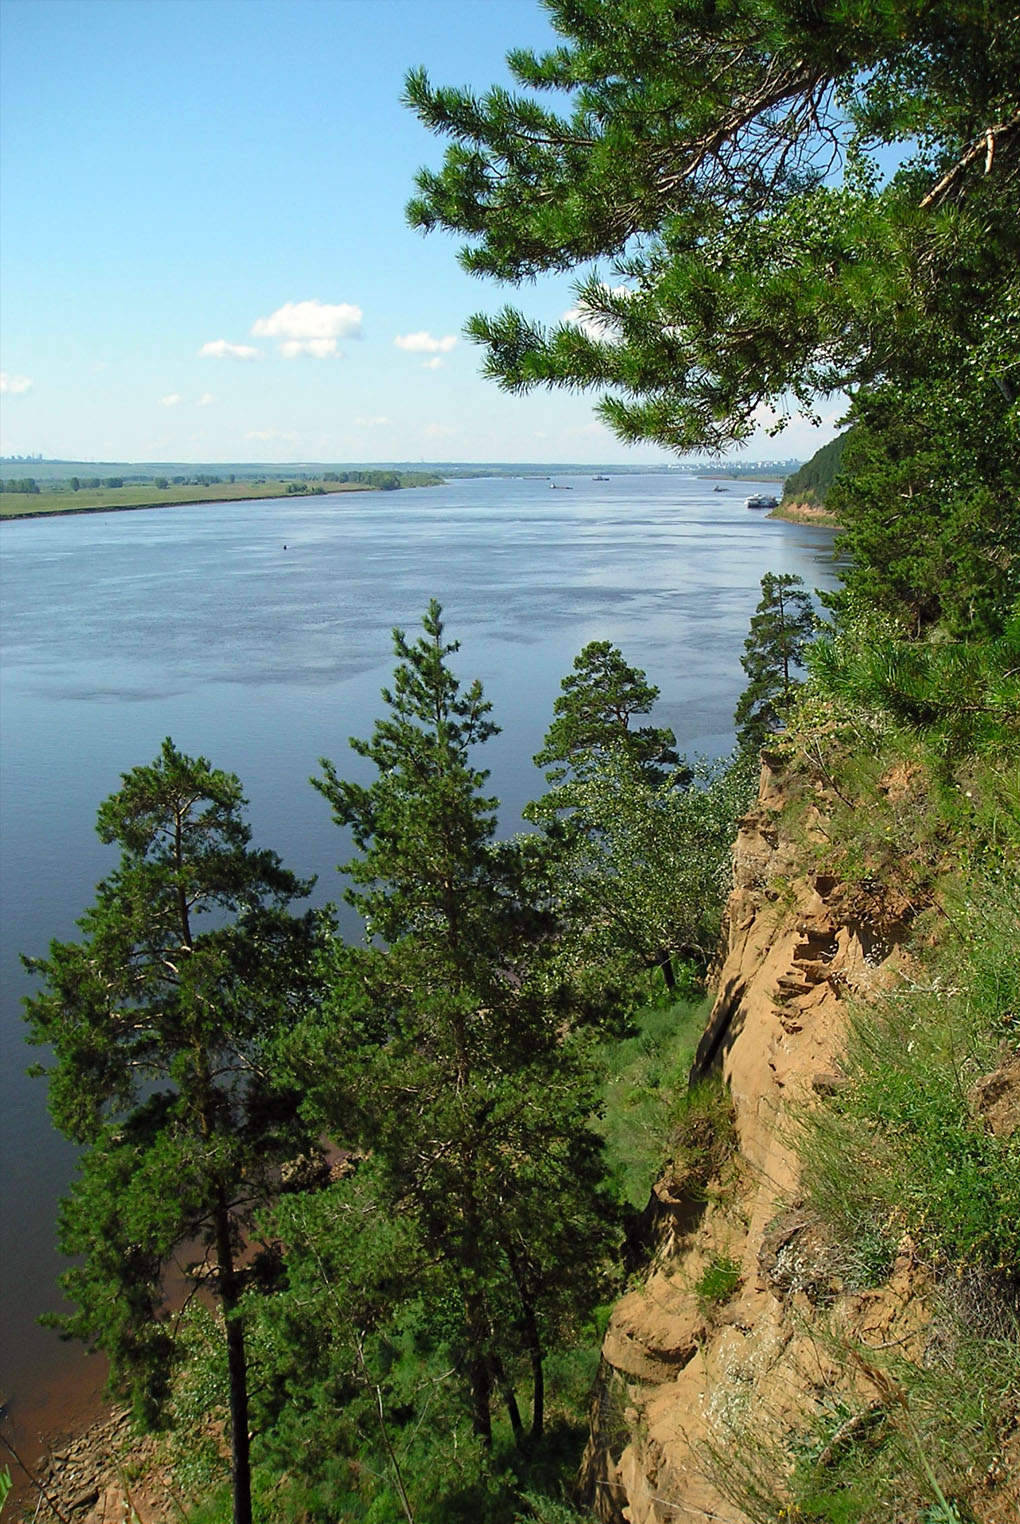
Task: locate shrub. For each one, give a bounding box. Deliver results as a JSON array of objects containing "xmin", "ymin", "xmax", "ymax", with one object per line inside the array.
[{"xmin": 695, "ymin": 1254, "xmax": 741, "ymax": 1310}]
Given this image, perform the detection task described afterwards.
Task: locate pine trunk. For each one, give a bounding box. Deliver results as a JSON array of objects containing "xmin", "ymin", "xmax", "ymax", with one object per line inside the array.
[{"xmin": 214, "ymin": 1189, "xmax": 252, "ymax": 1524}]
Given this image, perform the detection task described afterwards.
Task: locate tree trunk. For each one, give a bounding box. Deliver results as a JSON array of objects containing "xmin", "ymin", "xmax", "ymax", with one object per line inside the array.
[
  {"xmin": 466, "ymin": 1339, "xmax": 493, "ymax": 1447},
  {"xmin": 493, "ymin": 1357, "xmax": 525, "ymax": 1450},
  {"xmin": 525, "ymin": 1313, "xmax": 544, "ymax": 1448},
  {"xmin": 506, "ymin": 1246, "xmax": 544, "ymax": 1448},
  {"xmin": 214, "ymin": 1189, "xmax": 252, "ymax": 1524},
  {"xmin": 657, "ymin": 950, "xmax": 677, "ymax": 993}
]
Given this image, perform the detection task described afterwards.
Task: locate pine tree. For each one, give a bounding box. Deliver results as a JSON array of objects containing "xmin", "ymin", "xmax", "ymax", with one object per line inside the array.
[
  {"xmin": 734, "ymin": 573, "xmax": 817, "ymax": 752},
  {"xmin": 23, "ymin": 740, "xmax": 322, "ymax": 1524},
  {"xmin": 405, "ymin": 0, "xmax": 1018, "ymax": 453},
  {"xmin": 527, "ymin": 640, "xmax": 681, "ymax": 832},
  {"xmin": 405, "ymin": 0, "xmax": 1019, "ymax": 635},
  {"xmin": 535, "ymin": 639, "xmax": 677, "ymax": 784},
  {"xmin": 311, "ymin": 602, "xmax": 615, "ymax": 1455}
]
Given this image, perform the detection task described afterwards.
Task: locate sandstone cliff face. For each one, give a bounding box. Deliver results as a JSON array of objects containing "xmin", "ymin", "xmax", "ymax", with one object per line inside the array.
[{"xmin": 580, "ymin": 755, "xmax": 918, "ymax": 1523}]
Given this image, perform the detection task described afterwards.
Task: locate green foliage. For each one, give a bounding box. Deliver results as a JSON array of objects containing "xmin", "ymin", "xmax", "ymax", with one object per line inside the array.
[
  {"xmin": 532, "ymin": 746, "xmax": 756, "ymax": 989},
  {"xmin": 667, "ymin": 1080, "xmax": 737, "ymax": 1200},
  {"xmin": 827, "ymin": 376, "xmax": 1020, "ymax": 638},
  {"xmin": 695, "ymin": 1255, "xmax": 741, "ymax": 1310},
  {"xmin": 406, "ymin": 2, "xmax": 1019, "ymax": 441},
  {"xmin": 782, "ymin": 433, "xmax": 851, "ymax": 507},
  {"xmin": 532, "ymin": 640, "xmax": 678, "ymax": 791},
  {"xmin": 783, "ymin": 656, "xmax": 1020, "ymax": 1284},
  {"xmin": 308, "ymin": 602, "xmax": 619, "ymax": 1464},
  {"xmin": 407, "ymin": 1, "xmax": 1018, "ymax": 636},
  {"xmin": 705, "ymin": 1322, "xmax": 1020, "ymax": 1523},
  {"xmin": 735, "ymin": 573, "xmax": 817, "ymax": 753},
  {"xmin": 808, "ymin": 604, "xmax": 1020, "ymax": 758},
  {"xmin": 528, "ymin": 641, "xmax": 752, "ymax": 990},
  {"xmin": 599, "ymin": 992, "xmax": 713, "ymax": 1208},
  {"xmin": 22, "ymin": 740, "xmax": 322, "ymax": 1521},
  {"xmin": 801, "ymin": 875, "xmax": 1020, "ymax": 1275}
]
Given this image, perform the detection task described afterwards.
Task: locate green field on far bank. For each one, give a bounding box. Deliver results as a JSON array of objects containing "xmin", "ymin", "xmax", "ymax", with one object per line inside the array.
[
  {"xmin": 1, "ymin": 479, "xmax": 367, "ymax": 519},
  {"xmin": 0, "ymin": 470, "xmax": 444, "ymax": 519}
]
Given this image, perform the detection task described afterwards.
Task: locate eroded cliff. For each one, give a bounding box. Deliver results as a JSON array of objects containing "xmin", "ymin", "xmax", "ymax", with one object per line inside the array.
[{"xmin": 579, "ymin": 751, "xmax": 1019, "ymax": 1523}]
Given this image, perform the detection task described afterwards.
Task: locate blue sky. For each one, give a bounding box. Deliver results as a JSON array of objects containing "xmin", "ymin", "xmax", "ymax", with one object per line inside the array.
[{"xmin": 0, "ymin": 0, "xmax": 844, "ymax": 465}]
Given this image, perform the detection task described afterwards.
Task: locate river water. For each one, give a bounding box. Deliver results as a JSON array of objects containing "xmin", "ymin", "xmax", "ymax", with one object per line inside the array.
[{"xmin": 0, "ymin": 472, "xmax": 840, "ymax": 1463}]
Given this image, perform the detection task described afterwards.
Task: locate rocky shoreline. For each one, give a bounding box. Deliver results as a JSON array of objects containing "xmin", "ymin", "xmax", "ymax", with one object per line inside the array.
[{"xmin": 11, "ymin": 1410, "xmax": 177, "ymax": 1524}]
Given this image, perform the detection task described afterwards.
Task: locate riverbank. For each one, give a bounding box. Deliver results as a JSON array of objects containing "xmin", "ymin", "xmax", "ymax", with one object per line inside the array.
[
  {"xmin": 3, "ymin": 1355, "xmax": 111, "ymax": 1517},
  {"xmin": 0, "ymin": 480, "xmax": 376, "ymax": 521},
  {"xmin": 2, "ymin": 475, "xmax": 842, "ymax": 1512},
  {"xmin": 9, "ymin": 1407, "xmax": 179, "ymax": 1524},
  {"xmin": 770, "ymin": 498, "xmax": 840, "ymax": 526}
]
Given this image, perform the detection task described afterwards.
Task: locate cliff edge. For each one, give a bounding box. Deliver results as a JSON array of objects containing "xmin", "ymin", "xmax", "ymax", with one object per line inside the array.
[{"xmin": 580, "ymin": 750, "xmax": 1019, "ymax": 1523}]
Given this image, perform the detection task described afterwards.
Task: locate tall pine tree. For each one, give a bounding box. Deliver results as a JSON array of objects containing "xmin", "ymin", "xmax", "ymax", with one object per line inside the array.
[
  {"xmin": 311, "ymin": 601, "xmax": 615, "ymax": 1454},
  {"xmin": 23, "ymin": 740, "xmax": 322, "ymax": 1524}
]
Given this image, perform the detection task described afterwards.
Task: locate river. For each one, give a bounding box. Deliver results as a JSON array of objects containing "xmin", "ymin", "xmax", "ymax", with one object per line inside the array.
[{"xmin": 0, "ymin": 472, "xmax": 840, "ymax": 1471}]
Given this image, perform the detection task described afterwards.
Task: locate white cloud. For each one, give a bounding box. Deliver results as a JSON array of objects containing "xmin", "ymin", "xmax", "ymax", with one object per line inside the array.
[
  {"xmin": 198, "ymin": 338, "xmax": 261, "ymax": 360},
  {"xmin": 161, "ymin": 393, "xmax": 182, "ymax": 407},
  {"xmin": 421, "ymin": 357, "xmax": 445, "ymax": 370},
  {"xmin": 1, "ymin": 372, "xmax": 33, "ymax": 395},
  {"xmin": 252, "ymin": 299, "xmax": 362, "ymax": 358},
  {"xmin": 353, "ymin": 415, "xmax": 390, "ymax": 426},
  {"xmin": 394, "ymin": 331, "xmax": 457, "ymax": 355},
  {"xmin": 278, "ymin": 337, "xmax": 335, "ymax": 359},
  {"xmin": 244, "ymin": 428, "xmax": 298, "ymax": 441},
  {"xmin": 423, "ymin": 422, "xmax": 456, "ymax": 439},
  {"xmin": 198, "ymin": 392, "xmax": 215, "ymax": 407}
]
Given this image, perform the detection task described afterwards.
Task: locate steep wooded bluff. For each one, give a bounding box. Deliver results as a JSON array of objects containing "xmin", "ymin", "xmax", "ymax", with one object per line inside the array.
[
  {"xmin": 21, "ymin": 735, "xmax": 1019, "ymax": 1524},
  {"xmin": 579, "ymin": 748, "xmax": 1020, "ymax": 1524}
]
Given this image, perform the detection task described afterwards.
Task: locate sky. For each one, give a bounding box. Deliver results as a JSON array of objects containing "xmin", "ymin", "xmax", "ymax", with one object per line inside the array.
[{"xmin": 0, "ymin": 0, "xmax": 845, "ymax": 466}]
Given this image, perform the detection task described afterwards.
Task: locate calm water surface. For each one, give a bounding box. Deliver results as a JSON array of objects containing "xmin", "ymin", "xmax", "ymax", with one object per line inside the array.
[{"xmin": 0, "ymin": 473, "xmax": 839, "ymax": 1452}]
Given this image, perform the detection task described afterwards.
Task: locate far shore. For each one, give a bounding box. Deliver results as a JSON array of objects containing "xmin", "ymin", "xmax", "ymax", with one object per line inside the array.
[{"xmin": 0, "ymin": 480, "xmax": 385, "ymax": 522}]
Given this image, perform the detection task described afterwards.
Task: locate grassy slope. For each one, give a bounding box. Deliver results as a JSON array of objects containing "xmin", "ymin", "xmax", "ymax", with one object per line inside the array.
[{"xmin": 711, "ymin": 627, "xmax": 1020, "ymax": 1523}]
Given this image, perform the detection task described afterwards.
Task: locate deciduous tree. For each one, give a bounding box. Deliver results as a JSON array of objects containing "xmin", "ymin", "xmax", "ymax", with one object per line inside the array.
[{"xmin": 536, "ymin": 746, "xmax": 755, "ymax": 992}]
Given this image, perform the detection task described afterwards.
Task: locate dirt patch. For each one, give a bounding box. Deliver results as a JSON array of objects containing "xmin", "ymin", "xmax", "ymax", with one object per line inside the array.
[{"xmin": 770, "ymin": 500, "xmax": 841, "ymax": 527}]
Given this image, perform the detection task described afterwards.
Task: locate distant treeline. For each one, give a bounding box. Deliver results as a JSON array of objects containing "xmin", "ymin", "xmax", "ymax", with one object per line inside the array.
[
  {"xmin": 1, "ymin": 469, "xmax": 443, "ymax": 497},
  {"xmin": 319, "ymin": 469, "xmax": 442, "ymax": 490}
]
